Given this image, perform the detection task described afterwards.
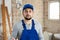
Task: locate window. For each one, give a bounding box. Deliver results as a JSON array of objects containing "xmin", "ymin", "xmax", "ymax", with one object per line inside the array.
[{"xmin": 48, "ymin": 1, "xmax": 59, "ymax": 20}]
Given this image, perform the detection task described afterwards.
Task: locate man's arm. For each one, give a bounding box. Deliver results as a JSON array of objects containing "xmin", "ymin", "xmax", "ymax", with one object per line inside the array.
[
  {"xmin": 11, "ymin": 24, "xmax": 19, "ymax": 40},
  {"xmin": 39, "ymin": 24, "xmax": 44, "ymax": 40}
]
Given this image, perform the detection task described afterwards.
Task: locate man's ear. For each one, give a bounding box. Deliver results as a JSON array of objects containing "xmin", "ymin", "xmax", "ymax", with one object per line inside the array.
[{"xmin": 33, "ymin": 10, "xmax": 34, "ymax": 14}]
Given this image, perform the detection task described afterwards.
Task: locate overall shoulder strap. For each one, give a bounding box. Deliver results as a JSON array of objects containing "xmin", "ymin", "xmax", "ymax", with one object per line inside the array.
[
  {"xmin": 22, "ymin": 20, "xmax": 26, "ymax": 30},
  {"xmin": 31, "ymin": 19, "xmax": 35, "ymax": 30}
]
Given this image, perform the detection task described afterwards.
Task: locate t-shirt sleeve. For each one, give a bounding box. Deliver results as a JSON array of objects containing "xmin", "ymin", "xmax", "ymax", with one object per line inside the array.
[
  {"xmin": 39, "ymin": 24, "xmax": 44, "ymax": 40},
  {"xmin": 11, "ymin": 24, "xmax": 19, "ymax": 39},
  {"xmin": 34, "ymin": 20, "xmax": 44, "ymax": 40}
]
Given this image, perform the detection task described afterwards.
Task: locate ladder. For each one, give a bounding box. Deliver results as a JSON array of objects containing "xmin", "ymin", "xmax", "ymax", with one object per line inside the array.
[{"xmin": 1, "ymin": 0, "xmax": 12, "ymax": 40}]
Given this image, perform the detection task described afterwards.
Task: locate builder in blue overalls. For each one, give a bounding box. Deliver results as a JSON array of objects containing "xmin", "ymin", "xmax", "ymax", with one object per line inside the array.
[{"xmin": 11, "ymin": 4, "xmax": 44, "ymax": 40}]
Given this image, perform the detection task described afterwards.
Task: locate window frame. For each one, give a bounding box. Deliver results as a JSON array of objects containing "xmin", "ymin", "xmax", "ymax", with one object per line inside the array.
[{"xmin": 48, "ymin": 1, "xmax": 60, "ymax": 20}]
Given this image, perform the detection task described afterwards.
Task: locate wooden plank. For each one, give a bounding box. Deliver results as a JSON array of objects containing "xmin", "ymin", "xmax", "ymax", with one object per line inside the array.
[
  {"xmin": 5, "ymin": 7, "xmax": 12, "ymax": 34},
  {"xmin": 2, "ymin": 0, "xmax": 5, "ymax": 6},
  {"xmin": 1, "ymin": 4, "xmax": 8, "ymax": 40}
]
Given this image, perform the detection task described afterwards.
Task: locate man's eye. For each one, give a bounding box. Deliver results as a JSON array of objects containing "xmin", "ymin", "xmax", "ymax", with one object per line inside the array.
[{"xmin": 29, "ymin": 11, "xmax": 31, "ymax": 13}]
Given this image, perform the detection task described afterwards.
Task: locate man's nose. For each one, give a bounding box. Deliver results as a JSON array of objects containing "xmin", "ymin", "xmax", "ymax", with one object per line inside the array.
[{"xmin": 27, "ymin": 11, "xmax": 30, "ymax": 14}]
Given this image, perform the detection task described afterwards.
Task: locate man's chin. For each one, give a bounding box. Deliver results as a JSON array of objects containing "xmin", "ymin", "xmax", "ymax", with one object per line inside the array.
[{"xmin": 25, "ymin": 17, "xmax": 32, "ymax": 20}]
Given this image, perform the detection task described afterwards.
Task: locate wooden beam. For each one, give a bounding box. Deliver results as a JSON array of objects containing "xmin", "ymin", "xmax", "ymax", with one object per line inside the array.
[
  {"xmin": 1, "ymin": 0, "xmax": 8, "ymax": 40},
  {"xmin": 1, "ymin": 4, "xmax": 8, "ymax": 40},
  {"xmin": 5, "ymin": 7, "xmax": 12, "ymax": 34},
  {"xmin": 2, "ymin": 0, "xmax": 5, "ymax": 6}
]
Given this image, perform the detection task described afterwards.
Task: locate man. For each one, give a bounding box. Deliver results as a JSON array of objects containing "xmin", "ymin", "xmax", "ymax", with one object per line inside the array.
[{"xmin": 11, "ymin": 4, "xmax": 44, "ymax": 40}]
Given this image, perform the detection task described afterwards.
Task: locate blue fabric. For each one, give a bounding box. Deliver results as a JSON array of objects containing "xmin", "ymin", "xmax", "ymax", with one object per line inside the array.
[
  {"xmin": 23, "ymin": 4, "xmax": 34, "ymax": 10},
  {"xmin": 20, "ymin": 20, "xmax": 39, "ymax": 40}
]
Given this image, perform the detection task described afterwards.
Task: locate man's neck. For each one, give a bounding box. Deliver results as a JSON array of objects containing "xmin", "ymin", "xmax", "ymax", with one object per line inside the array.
[{"xmin": 24, "ymin": 19, "xmax": 32, "ymax": 25}]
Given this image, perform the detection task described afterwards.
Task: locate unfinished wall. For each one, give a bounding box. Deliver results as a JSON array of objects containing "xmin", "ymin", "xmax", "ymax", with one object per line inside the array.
[{"xmin": 44, "ymin": 0, "xmax": 60, "ymax": 33}]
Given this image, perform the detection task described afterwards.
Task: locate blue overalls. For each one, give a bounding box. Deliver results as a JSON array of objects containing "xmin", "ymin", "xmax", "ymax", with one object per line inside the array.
[{"xmin": 20, "ymin": 20, "xmax": 39, "ymax": 40}]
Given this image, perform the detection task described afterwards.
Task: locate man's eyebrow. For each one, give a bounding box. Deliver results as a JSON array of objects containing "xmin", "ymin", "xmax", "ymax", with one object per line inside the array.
[{"xmin": 25, "ymin": 10, "xmax": 27, "ymax": 11}]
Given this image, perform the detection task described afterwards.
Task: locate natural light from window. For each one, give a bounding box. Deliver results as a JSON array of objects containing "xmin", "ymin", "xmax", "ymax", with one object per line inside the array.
[{"xmin": 48, "ymin": 2, "xmax": 59, "ymax": 20}]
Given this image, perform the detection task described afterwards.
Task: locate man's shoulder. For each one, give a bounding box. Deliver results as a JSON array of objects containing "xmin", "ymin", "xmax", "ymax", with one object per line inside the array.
[
  {"xmin": 13, "ymin": 20, "xmax": 23, "ymax": 28},
  {"xmin": 34, "ymin": 19, "xmax": 41, "ymax": 25},
  {"xmin": 33, "ymin": 19, "xmax": 42, "ymax": 29}
]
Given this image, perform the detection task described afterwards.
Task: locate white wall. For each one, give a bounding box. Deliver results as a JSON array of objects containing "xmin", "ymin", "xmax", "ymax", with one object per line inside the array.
[
  {"xmin": 5, "ymin": 0, "xmax": 11, "ymax": 14},
  {"xmin": 0, "ymin": 0, "xmax": 2, "ymax": 5},
  {"xmin": 0, "ymin": 0, "xmax": 11, "ymax": 14},
  {"xmin": 0, "ymin": 0, "xmax": 2, "ymax": 33}
]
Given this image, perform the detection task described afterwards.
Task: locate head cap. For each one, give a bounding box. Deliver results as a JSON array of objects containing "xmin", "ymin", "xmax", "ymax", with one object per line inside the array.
[{"xmin": 23, "ymin": 4, "xmax": 34, "ymax": 11}]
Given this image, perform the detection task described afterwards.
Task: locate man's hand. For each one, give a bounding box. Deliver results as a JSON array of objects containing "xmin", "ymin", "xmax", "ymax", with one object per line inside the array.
[{"xmin": 12, "ymin": 37, "xmax": 15, "ymax": 40}]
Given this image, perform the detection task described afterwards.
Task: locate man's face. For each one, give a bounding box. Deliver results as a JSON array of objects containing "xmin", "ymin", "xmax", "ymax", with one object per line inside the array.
[{"xmin": 22, "ymin": 8, "xmax": 34, "ymax": 20}]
